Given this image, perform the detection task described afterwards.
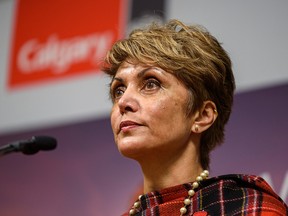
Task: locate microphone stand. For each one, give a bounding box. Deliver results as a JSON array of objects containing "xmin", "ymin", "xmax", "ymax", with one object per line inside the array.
[{"xmin": 0, "ymin": 143, "xmax": 20, "ymax": 157}]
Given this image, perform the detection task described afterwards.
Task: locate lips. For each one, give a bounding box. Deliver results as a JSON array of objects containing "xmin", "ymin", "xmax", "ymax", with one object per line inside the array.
[{"xmin": 119, "ymin": 120, "xmax": 140, "ymax": 132}]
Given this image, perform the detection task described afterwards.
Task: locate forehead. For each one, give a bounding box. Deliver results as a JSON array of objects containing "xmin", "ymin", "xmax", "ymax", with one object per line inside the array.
[
  {"xmin": 115, "ymin": 62, "xmax": 148, "ymax": 76},
  {"xmin": 112, "ymin": 62, "xmax": 166, "ymax": 81}
]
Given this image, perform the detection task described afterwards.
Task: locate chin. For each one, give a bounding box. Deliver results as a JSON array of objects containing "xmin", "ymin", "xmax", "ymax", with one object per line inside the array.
[{"xmin": 117, "ymin": 140, "xmax": 146, "ymax": 159}]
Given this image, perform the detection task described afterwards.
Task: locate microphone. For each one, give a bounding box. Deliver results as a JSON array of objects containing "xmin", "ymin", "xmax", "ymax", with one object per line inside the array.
[{"xmin": 0, "ymin": 136, "xmax": 57, "ymax": 157}]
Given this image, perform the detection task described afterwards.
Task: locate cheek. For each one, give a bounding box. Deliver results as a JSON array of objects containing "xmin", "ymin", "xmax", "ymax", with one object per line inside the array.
[
  {"xmin": 110, "ymin": 107, "xmax": 118, "ymax": 133},
  {"xmin": 147, "ymin": 98, "xmax": 184, "ymax": 126},
  {"xmin": 148, "ymin": 99, "xmax": 167, "ymax": 115},
  {"xmin": 146, "ymin": 100, "xmax": 190, "ymax": 147}
]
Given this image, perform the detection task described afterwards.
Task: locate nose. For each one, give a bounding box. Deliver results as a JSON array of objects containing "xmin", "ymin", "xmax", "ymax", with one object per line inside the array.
[{"xmin": 118, "ymin": 87, "xmax": 139, "ymax": 114}]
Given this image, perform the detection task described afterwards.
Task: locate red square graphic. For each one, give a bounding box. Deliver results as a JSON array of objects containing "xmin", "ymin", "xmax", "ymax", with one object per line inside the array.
[{"xmin": 8, "ymin": 0, "xmax": 126, "ymax": 88}]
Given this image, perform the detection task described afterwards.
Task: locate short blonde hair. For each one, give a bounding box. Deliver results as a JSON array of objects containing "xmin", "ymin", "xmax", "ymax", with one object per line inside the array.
[{"xmin": 102, "ymin": 19, "xmax": 235, "ymax": 169}]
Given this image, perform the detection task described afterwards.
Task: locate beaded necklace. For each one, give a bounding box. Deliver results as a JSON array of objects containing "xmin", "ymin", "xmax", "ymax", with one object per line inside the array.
[{"xmin": 129, "ymin": 170, "xmax": 209, "ymax": 216}]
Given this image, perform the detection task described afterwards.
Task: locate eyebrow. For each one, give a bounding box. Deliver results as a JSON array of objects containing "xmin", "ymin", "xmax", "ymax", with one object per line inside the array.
[
  {"xmin": 110, "ymin": 67, "xmax": 152, "ymax": 86},
  {"xmin": 137, "ymin": 67, "xmax": 154, "ymax": 78}
]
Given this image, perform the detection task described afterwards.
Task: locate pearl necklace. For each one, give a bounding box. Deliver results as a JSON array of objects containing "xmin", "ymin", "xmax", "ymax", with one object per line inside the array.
[
  {"xmin": 180, "ymin": 170, "xmax": 209, "ymax": 215},
  {"xmin": 129, "ymin": 170, "xmax": 209, "ymax": 216}
]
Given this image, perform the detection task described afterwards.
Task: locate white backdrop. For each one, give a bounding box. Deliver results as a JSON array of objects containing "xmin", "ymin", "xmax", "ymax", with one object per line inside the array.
[
  {"xmin": 0, "ymin": 0, "xmax": 112, "ymax": 135},
  {"xmin": 167, "ymin": 0, "xmax": 288, "ymax": 91},
  {"xmin": 1, "ymin": 0, "xmax": 288, "ymax": 135}
]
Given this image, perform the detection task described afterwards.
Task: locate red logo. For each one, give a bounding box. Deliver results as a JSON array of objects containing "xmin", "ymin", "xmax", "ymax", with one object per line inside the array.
[{"xmin": 8, "ymin": 0, "xmax": 126, "ymax": 89}]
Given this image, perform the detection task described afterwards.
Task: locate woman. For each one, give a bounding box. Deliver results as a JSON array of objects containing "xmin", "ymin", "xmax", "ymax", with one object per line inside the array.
[{"xmin": 102, "ymin": 20, "xmax": 287, "ymax": 215}]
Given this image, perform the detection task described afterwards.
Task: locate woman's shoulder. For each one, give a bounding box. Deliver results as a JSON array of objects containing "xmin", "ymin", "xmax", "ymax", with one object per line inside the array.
[
  {"xmin": 199, "ymin": 173, "xmax": 288, "ymax": 215},
  {"xmin": 207, "ymin": 173, "xmax": 276, "ymax": 192}
]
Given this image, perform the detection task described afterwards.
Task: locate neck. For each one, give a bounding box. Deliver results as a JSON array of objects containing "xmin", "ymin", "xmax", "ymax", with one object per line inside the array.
[{"xmin": 138, "ymin": 141, "xmax": 203, "ymax": 193}]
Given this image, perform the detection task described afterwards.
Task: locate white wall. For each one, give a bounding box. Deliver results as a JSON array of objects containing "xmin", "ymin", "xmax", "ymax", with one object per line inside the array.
[
  {"xmin": 0, "ymin": 0, "xmax": 112, "ymax": 135},
  {"xmin": 167, "ymin": 0, "xmax": 288, "ymax": 92},
  {"xmin": 1, "ymin": 0, "xmax": 288, "ymax": 135}
]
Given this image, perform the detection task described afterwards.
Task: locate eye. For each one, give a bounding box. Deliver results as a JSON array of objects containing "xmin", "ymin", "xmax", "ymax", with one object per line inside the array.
[
  {"xmin": 111, "ymin": 85, "xmax": 126, "ymax": 101},
  {"xmin": 143, "ymin": 78, "xmax": 161, "ymax": 91}
]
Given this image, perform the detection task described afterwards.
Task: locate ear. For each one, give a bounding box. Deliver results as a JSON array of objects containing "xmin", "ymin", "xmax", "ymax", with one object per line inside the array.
[{"xmin": 191, "ymin": 101, "xmax": 218, "ymax": 133}]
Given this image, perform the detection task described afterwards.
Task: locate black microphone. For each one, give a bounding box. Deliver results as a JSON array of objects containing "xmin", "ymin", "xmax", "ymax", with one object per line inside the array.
[{"xmin": 0, "ymin": 136, "xmax": 57, "ymax": 157}]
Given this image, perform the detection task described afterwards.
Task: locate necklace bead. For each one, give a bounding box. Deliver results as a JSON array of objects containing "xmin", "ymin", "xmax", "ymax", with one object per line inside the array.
[
  {"xmin": 184, "ymin": 198, "xmax": 191, "ymax": 205},
  {"xmin": 129, "ymin": 209, "xmax": 136, "ymax": 215},
  {"xmin": 192, "ymin": 181, "xmax": 199, "ymax": 188},
  {"xmin": 188, "ymin": 189, "xmax": 195, "ymax": 196},
  {"xmin": 180, "ymin": 207, "xmax": 187, "ymax": 214},
  {"xmin": 133, "ymin": 201, "xmax": 141, "ymax": 208}
]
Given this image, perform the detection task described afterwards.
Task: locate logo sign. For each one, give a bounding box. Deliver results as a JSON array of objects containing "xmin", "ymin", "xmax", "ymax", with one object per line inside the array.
[{"xmin": 8, "ymin": 0, "xmax": 126, "ymax": 88}]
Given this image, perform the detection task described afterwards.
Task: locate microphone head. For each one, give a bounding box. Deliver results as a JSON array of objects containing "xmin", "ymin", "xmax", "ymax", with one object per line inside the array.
[
  {"xmin": 21, "ymin": 136, "xmax": 57, "ymax": 155},
  {"xmin": 32, "ymin": 136, "xmax": 57, "ymax": 151}
]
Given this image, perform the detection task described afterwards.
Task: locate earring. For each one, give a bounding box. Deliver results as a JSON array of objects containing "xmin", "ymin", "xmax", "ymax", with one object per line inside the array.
[
  {"xmin": 195, "ymin": 124, "xmax": 199, "ymax": 132},
  {"xmin": 213, "ymin": 108, "xmax": 217, "ymax": 113}
]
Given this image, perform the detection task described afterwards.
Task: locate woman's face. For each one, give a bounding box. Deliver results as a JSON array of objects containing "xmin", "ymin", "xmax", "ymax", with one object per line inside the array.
[{"xmin": 110, "ymin": 62, "xmax": 195, "ymax": 160}]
